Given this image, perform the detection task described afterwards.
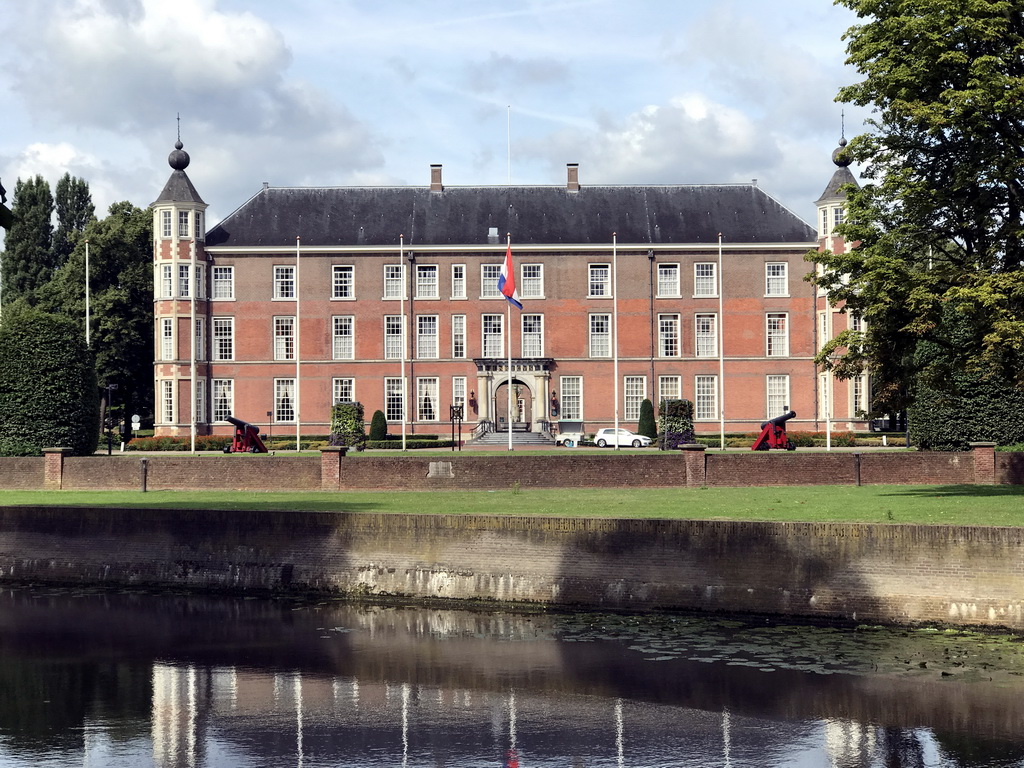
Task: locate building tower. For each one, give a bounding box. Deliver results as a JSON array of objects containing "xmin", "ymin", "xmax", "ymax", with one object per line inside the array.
[{"xmin": 152, "ymin": 141, "xmax": 209, "ymax": 438}]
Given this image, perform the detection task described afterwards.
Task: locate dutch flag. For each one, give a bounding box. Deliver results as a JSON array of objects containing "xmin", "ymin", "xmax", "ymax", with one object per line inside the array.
[{"xmin": 498, "ymin": 242, "xmax": 523, "ymax": 309}]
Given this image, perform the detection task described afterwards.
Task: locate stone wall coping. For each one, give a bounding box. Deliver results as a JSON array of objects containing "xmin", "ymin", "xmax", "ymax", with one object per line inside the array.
[
  {"xmin": 42, "ymin": 447, "xmax": 73, "ymax": 454},
  {"xmin": 677, "ymin": 443, "xmax": 707, "ymax": 452},
  {"xmin": 969, "ymin": 442, "xmax": 997, "ymax": 448}
]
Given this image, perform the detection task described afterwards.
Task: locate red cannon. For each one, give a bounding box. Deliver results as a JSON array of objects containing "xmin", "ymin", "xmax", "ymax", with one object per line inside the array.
[
  {"xmin": 223, "ymin": 415, "xmax": 269, "ymax": 453},
  {"xmin": 751, "ymin": 410, "xmax": 796, "ymax": 451}
]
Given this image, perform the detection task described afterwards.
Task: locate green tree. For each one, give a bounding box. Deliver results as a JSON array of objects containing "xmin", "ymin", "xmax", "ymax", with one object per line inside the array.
[
  {"xmin": 637, "ymin": 398, "xmax": 657, "ymax": 440},
  {"xmin": 369, "ymin": 410, "xmax": 388, "ymax": 441},
  {"xmin": 0, "ymin": 306, "xmax": 99, "ymax": 456},
  {"xmin": 809, "ymin": 1, "xmax": 1024, "ymax": 414},
  {"xmin": 36, "ymin": 201, "xmax": 153, "ymax": 423},
  {"xmin": 1, "ymin": 176, "xmax": 54, "ymax": 303},
  {"xmin": 52, "ymin": 173, "xmax": 95, "ymax": 269}
]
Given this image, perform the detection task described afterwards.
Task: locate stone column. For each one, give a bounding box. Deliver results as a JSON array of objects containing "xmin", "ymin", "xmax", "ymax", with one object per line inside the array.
[
  {"xmin": 42, "ymin": 448, "xmax": 72, "ymax": 489},
  {"xmin": 678, "ymin": 443, "xmax": 707, "ymax": 487},
  {"xmin": 320, "ymin": 447, "xmax": 347, "ymax": 490},
  {"xmin": 969, "ymin": 442, "xmax": 997, "ymax": 485}
]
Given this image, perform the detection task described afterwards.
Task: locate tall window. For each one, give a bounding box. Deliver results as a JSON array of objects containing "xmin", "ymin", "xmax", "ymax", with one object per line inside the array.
[
  {"xmin": 274, "ymin": 316, "xmax": 295, "ymax": 360},
  {"xmin": 852, "ymin": 374, "xmax": 868, "ymax": 417},
  {"xmin": 521, "ymin": 264, "xmax": 544, "ymax": 298},
  {"xmin": 767, "ymin": 313, "xmax": 789, "ymax": 357},
  {"xmin": 178, "ymin": 264, "xmax": 191, "ymax": 298},
  {"xmin": 161, "ymin": 210, "xmax": 172, "ymax": 238},
  {"xmin": 417, "ymin": 378, "xmax": 439, "ymax": 421},
  {"xmin": 481, "ymin": 264, "xmax": 502, "ymax": 298},
  {"xmin": 766, "ymin": 375, "xmax": 790, "ymax": 418},
  {"xmin": 453, "ymin": 377, "xmax": 467, "ymax": 412},
  {"xmin": 818, "ymin": 311, "xmax": 830, "ymax": 351},
  {"xmin": 589, "ymin": 314, "xmax": 611, "ymax": 357},
  {"xmin": 833, "ymin": 205, "xmax": 845, "ymax": 228},
  {"xmin": 384, "ymin": 265, "xmax": 404, "ymax": 299},
  {"xmin": 658, "ymin": 314, "xmax": 680, "ymax": 357},
  {"xmin": 178, "ymin": 210, "xmax": 190, "ymax": 238},
  {"xmin": 589, "ymin": 264, "xmax": 611, "ymax": 297},
  {"xmin": 194, "ymin": 317, "xmax": 205, "ymax": 361},
  {"xmin": 160, "ymin": 264, "xmax": 173, "ymax": 299},
  {"xmin": 332, "ymin": 265, "xmax": 354, "ymax": 299},
  {"xmin": 416, "ymin": 264, "xmax": 438, "ymax": 299},
  {"xmin": 452, "ymin": 315, "xmax": 466, "ymax": 358},
  {"xmin": 451, "ymin": 264, "xmax": 466, "ymax": 299},
  {"xmin": 212, "ymin": 379, "xmax": 233, "ymax": 423},
  {"xmin": 658, "ymin": 264, "xmax": 680, "ymax": 297},
  {"xmin": 417, "ymin": 315, "xmax": 438, "ymax": 358},
  {"xmin": 851, "ymin": 313, "xmax": 863, "ymax": 333},
  {"xmin": 482, "ymin": 314, "xmax": 503, "ymax": 357},
  {"xmin": 195, "ymin": 211, "xmax": 203, "ymax": 240},
  {"xmin": 624, "ymin": 376, "xmax": 646, "ymax": 421},
  {"xmin": 212, "ymin": 317, "xmax": 234, "ymax": 361},
  {"xmin": 332, "ymin": 316, "xmax": 354, "ymax": 360},
  {"xmin": 160, "ymin": 380, "xmax": 175, "ymax": 424},
  {"xmin": 765, "ymin": 263, "xmax": 788, "ymax": 296},
  {"xmin": 333, "ymin": 378, "xmax": 355, "ymax": 404},
  {"xmin": 274, "ymin": 265, "xmax": 295, "ymax": 299},
  {"xmin": 274, "ymin": 379, "xmax": 295, "ymax": 423},
  {"xmin": 694, "ymin": 263, "xmax": 717, "ymax": 297},
  {"xmin": 522, "ymin": 314, "xmax": 543, "ymax": 357},
  {"xmin": 695, "ymin": 375, "xmax": 718, "ymax": 420},
  {"xmin": 194, "ymin": 381, "xmax": 207, "ymax": 424},
  {"xmin": 560, "ymin": 376, "xmax": 582, "ymax": 421},
  {"xmin": 695, "ymin": 314, "xmax": 717, "ymax": 358},
  {"xmin": 160, "ymin": 318, "xmax": 174, "ymax": 360},
  {"xmin": 194, "ymin": 264, "xmax": 206, "ymax": 299},
  {"xmin": 384, "ymin": 315, "xmax": 405, "ymax": 359},
  {"xmin": 212, "ymin": 266, "xmax": 234, "ymax": 299},
  {"xmin": 384, "ymin": 377, "xmax": 405, "ymax": 422},
  {"xmin": 659, "ymin": 376, "xmax": 681, "ymax": 405}
]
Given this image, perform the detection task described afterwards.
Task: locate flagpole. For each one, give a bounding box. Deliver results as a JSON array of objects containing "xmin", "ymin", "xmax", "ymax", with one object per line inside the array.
[
  {"xmin": 718, "ymin": 233, "xmax": 725, "ymax": 450},
  {"xmin": 190, "ymin": 237, "xmax": 196, "ymax": 454},
  {"xmin": 507, "ymin": 234, "xmax": 513, "ymax": 452},
  {"xmin": 84, "ymin": 239, "xmax": 91, "ymax": 346},
  {"xmin": 612, "ymin": 232, "xmax": 620, "ymax": 449},
  {"xmin": 295, "ymin": 236, "xmax": 301, "ymax": 452},
  {"xmin": 400, "ymin": 235, "xmax": 407, "ymax": 452}
]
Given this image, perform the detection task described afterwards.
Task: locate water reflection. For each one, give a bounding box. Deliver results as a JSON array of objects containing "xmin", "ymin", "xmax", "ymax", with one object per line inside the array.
[{"xmin": 0, "ymin": 587, "xmax": 1023, "ymax": 766}]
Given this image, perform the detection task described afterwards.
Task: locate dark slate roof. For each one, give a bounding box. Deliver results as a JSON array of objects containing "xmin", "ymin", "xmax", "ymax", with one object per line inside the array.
[
  {"xmin": 153, "ymin": 170, "xmax": 206, "ymax": 206},
  {"xmin": 815, "ymin": 166, "xmax": 859, "ymax": 205},
  {"xmin": 205, "ymin": 184, "xmax": 815, "ymax": 248}
]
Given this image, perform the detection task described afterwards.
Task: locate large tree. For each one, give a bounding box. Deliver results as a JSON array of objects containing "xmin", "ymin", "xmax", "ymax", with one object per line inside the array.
[
  {"xmin": 809, "ymin": 1, "xmax": 1024, "ymax": 415},
  {"xmin": 52, "ymin": 173, "xmax": 95, "ymax": 269},
  {"xmin": 1, "ymin": 176, "xmax": 54, "ymax": 304}
]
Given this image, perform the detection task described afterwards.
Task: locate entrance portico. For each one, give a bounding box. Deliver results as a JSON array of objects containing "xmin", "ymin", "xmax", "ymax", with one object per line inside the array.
[{"xmin": 472, "ymin": 358, "xmax": 554, "ymax": 433}]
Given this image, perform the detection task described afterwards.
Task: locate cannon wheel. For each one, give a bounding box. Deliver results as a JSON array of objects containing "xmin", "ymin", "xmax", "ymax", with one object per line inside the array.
[
  {"xmin": 563, "ymin": 438, "xmax": 574, "ymax": 447},
  {"xmin": 787, "ymin": 440, "xmax": 796, "ymax": 451},
  {"xmin": 754, "ymin": 442, "xmax": 769, "ymax": 451}
]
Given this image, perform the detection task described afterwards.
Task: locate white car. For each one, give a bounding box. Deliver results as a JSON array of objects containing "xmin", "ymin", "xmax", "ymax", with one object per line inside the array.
[{"xmin": 594, "ymin": 428, "xmax": 652, "ymax": 448}]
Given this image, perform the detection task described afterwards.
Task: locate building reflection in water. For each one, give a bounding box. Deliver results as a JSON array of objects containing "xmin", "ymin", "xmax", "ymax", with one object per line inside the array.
[{"xmin": 0, "ymin": 589, "xmax": 1022, "ymax": 767}]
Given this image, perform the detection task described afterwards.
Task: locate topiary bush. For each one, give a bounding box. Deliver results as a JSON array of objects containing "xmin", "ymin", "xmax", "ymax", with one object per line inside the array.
[
  {"xmin": 658, "ymin": 399, "xmax": 695, "ymax": 450},
  {"xmin": 638, "ymin": 398, "xmax": 657, "ymax": 440},
  {"xmin": 329, "ymin": 401, "xmax": 366, "ymax": 450},
  {"xmin": 0, "ymin": 306, "xmax": 99, "ymax": 456},
  {"xmin": 369, "ymin": 410, "xmax": 388, "ymax": 441}
]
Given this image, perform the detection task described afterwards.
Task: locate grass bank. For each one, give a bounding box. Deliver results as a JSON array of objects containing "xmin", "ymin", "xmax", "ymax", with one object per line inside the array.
[{"xmin": 1, "ymin": 485, "xmax": 1022, "ymax": 526}]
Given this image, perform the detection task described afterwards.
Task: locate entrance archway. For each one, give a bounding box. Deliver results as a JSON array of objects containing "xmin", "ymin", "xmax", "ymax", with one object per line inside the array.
[{"xmin": 493, "ymin": 380, "xmax": 533, "ymax": 432}]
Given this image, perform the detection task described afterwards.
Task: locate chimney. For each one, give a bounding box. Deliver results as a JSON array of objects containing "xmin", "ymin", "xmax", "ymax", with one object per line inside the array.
[
  {"xmin": 566, "ymin": 163, "xmax": 580, "ymax": 192},
  {"xmin": 430, "ymin": 164, "xmax": 443, "ymax": 192}
]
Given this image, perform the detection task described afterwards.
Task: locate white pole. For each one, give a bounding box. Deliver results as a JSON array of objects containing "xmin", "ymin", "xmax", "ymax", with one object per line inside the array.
[
  {"xmin": 826, "ymin": 370, "xmax": 833, "ymax": 451},
  {"xmin": 84, "ymin": 239, "xmax": 91, "ymax": 346},
  {"xmin": 295, "ymin": 236, "xmax": 301, "ymax": 452},
  {"xmin": 507, "ymin": 232, "xmax": 514, "ymax": 452},
  {"xmin": 718, "ymin": 233, "xmax": 725, "ymax": 450},
  {"xmin": 190, "ymin": 237, "xmax": 196, "ymax": 454},
  {"xmin": 400, "ymin": 235, "xmax": 407, "ymax": 451},
  {"xmin": 612, "ymin": 233, "xmax": 620, "ymax": 448},
  {"xmin": 507, "ymin": 106, "xmax": 511, "ymax": 184}
]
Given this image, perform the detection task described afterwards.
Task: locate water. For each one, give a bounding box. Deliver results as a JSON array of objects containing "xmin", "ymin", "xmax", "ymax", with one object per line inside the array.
[{"xmin": 1, "ymin": 587, "xmax": 1023, "ymax": 767}]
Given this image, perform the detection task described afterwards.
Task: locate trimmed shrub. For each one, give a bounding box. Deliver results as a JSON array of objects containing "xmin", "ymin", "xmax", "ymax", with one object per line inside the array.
[
  {"xmin": 638, "ymin": 398, "xmax": 657, "ymax": 440},
  {"xmin": 366, "ymin": 439, "xmax": 456, "ymax": 450},
  {"xmin": 329, "ymin": 401, "xmax": 366, "ymax": 449},
  {"xmin": 0, "ymin": 307, "xmax": 99, "ymax": 456},
  {"xmin": 658, "ymin": 399, "xmax": 695, "ymax": 450},
  {"xmin": 369, "ymin": 410, "xmax": 388, "ymax": 441}
]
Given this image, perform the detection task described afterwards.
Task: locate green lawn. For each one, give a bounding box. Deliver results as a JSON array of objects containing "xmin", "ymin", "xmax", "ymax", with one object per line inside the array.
[{"xmin": 1, "ymin": 485, "xmax": 1022, "ymax": 526}]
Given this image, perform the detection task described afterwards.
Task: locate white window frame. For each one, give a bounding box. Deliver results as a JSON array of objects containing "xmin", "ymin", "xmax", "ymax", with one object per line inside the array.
[
  {"xmin": 766, "ymin": 374, "xmax": 790, "ymax": 419},
  {"xmin": 852, "ymin": 373, "xmax": 868, "ymax": 418},
  {"xmin": 212, "ymin": 317, "xmax": 234, "ymax": 361},
  {"xmin": 452, "ymin": 377, "xmax": 467, "ymax": 412},
  {"xmin": 274, "ymin": 265, "xmax": 295, "ymax": 300},
  {"xmin": 333, "ymin": 377, "xmax": 355, "ymax": 404},
  {"xmin": 178, "ymin": 264, "xmax": 191, "ymax": 298},
  {"xmin": 589, "ymin": 313, "xmax": 611, "ymax": 358},
  {"xmin": 332, "ymin": 265, "xmax": 355, "ymax": 300},
  {"xmin": 765, "ymin": 263, "xmax": 788, "ymax": 297},
  {"xmin": 451, "ymin": 264, "xmax": 467, "ymax": 299},
  {"xmin": 482, "ymin": 313, "xmax": 503, "ymax": 357},
  {"xmin": 481, "ymin": 264, "xmax": 502, "ymax": 298},
  {"xmin": 560, "ymin": 376, "xmax": 583, "ymax": 421},
  {"xmin": 194, "ymin": 379, "xmax": 206, "ymax": 424},
  {"xmin": 657, "ymin": 263, "xmax": 680, "ymax": 298},
  {"xmin": 160, "ymin": 317, "xmax": 174, "ymax": 361},
  {"xmin": 624, "ymin": 376, "xmax": 646, "ymax": 422},
  {"xmin": 767, "ymin": 313, "xmax": 789, "ymax": 357},
  {"xmin": 332, "ymin": 316, "xmax": 354, "ymax": 360},
  {"xmin": 384, "ymin": 264, "xmax": 404, "ymax": 299},
  {"xmin": 695, "ymin": 313, "xmax": 717, "ymax": 358},
  {"xmin": 194, "ymin": 264, "xmax": 206, "ymax": 299},
  {"xmin": 658, "ymin": 313, "xmax": 680, "ymax": 358},
  {"xmin": 160, "ymin": 380, "xmax": 175, "ymax": 424},
  {"xmin": 274, "ymin": 316, "xmax": 295, "ymax": 361},
  {"xmin": 417, "ymin": 377, "xmax": 439, "ymax": 421},
  {"xmin": 384, "ymin": 377, "xmax": 405, "ymax": 422},
  {"xmin": 695, "ymin": 375, "xmax": 718, "ymax": 421},
  {"xmin": 417, "ymin": 315, "xmax": 438, "ymax": 359},
  {"xmin": 416, "ymin": 264, "xmax": 439, "ymax": 299},
  {"xmin": 194, "ymin": 317, "xmax": 205, "ymax": 361},
  {"xmin": 694, "ymin": 262, "xmax": 717, "ymax": 297},
  {"xmin": 274, "ymin": 379, "xmax": 296, "ymax": 423},
  {"xmin": 522, "ymin": 314, "xmax": 543, "ymax": 358},
  {"xmin": 588, "ymin": 263, "xmax": 611, "ymax": 298},
  {"xmin": 521, "ymin": 264, "xmax": 544, "ymax": 299},
  {"xmin": 195, "ymin": 211, "xmax": 203, "ymax": 241},
  {"xmin": 178, "ymin": 210, "xmax": 190, "ymax": 238},
  {"xmin": 659, "ymin": 375, "xmax": 681, "ymax": 406},
  {"xmin": 212, "ymin": 379, "xmax": 233, "ymax": 423},
  {"xmin": 159, "ymin": 264, "xmax": 173, "ymax": 299},
  {"xmin": 384, "ymin": 315, "xmax": 405, "ymax": 360},
  {"xmin": 161, "ymin": 210, "xmax": 172, "ymax": 239},
  {"xmin": 212, "ymin": 266, "xmax": 234, "ymax": 300},
  {"xmin": 452, "ymin": 314, "xmax": 466, "ymax": 359}
]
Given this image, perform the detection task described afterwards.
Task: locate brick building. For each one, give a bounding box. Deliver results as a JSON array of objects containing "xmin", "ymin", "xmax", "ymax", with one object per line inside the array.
[{"xmin": 152, "ymin": 141, "xmax": 862, "ymax": 439}]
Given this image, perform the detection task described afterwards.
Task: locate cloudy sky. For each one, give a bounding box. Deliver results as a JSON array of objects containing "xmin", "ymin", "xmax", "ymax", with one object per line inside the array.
[{"xmin": 0, "ymin": 0, "xmax": 869, "ymax": 231}]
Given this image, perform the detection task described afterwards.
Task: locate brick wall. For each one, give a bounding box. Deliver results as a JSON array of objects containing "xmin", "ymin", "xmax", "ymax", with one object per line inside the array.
[
  {"xmin": 2, "ymin": 506, "xmax": 1023, "ymax": 629},
  {"xmin": 0, "ymin": 458, "xmax": 45, "ymax": 489},
  {"xmin": 997, "ymin": 452, "xmax": 1024, "ymax": 484}
]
